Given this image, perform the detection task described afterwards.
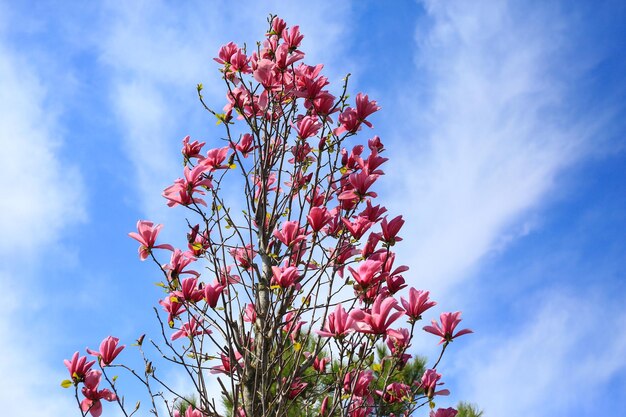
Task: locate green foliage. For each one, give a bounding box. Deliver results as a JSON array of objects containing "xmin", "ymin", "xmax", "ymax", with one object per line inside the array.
[{"xmin": 456, "ymin": 401, "xmax": 484, "ymax": 417}]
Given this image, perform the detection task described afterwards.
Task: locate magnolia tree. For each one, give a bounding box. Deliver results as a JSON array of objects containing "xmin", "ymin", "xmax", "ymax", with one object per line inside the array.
[{"xmin": 63, "ymin": 16, "xmax": 476, "ymax": 417}]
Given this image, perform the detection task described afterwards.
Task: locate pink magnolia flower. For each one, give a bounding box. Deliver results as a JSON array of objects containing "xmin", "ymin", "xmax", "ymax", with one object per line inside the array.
[
  {"xmin": 283, "ymin": 311, "xmax": 306, "ymax": 341},
  {"xmin": 355, "ymin": 93, "xmax": 380, "ymax": 127},
  {"xmin": 86, "ymin": 336, "xmax": 125, "ymax": 366},
  {"xmin": 210, "ymin": 352, "xmax": 242, "ymax": 375},
  {"xmin": 163, "ymin": 249, "xmax": 199, "ymax": 282},
  {"xmin": 380, "ymin": 215, "xmax": 404, "ymax": 245},
  {"xmin": 320, "ymin": 396, "xmax": 330, "ymax": 416},
  {"xmin": 423, "ymin": 311, "xmax": 473, "ymax": 344},
  {"xmin": 350, "ymin": 294, "xmax": 404, "ymax": 336},
  {"xmin": 342, "ymin": 215, "xmax": 373, "ymax": 240},
  {"xmin": 181, "ymin": 135, "xmax": 205, "ymax": 161},
  {"xmin": 359, "ymin": 200, "xmax": 387, "ymax": 223},
  {"xmin": 316, "ymin": 304, "xmax": 354, "ymax": 338},
  {"xmin": 214, "ymin": 42, "xmax": 239, "ymax": 65},
  {"xmin": 271, "ymin": 264, "xmax": 301, "ymax": 289},
  {"xmin": 419, "ymin": 369, "xmax": 450, "ymax": 398},
  {"xmin": 173, "ymin": 277, "xmax": 204, "ymax": 303},
  {"xmin": 163, "ymin": 163, "xmax": 214, "ymax": 207},
  {"xmin": 307, "ymin": 206, "xmax": 333, "ymax": 232},
  {"xmin": 204, "ymin": 279, "xmax": 225, "ymax": 309},
  {"xmin": 233, "ymin": 133, "xmax": 256, "ymax": 158},
  {"xmin": 343, "ymin": 370, "xmax": 373, "ymax": 397},
  {"xmin": 348, "ymin": 259, "xmax": 383, "ymax": 289},
  {"xmin": 128, "ymin": 220, "xmax": 174, "ymax": 261},
  {"xmin": 187, "ymin": 225, "xmax": 210, "ymax": 256},
  {"xmin": 217, "ymin": 265, "xmax": 241, "ymax": 286},
  {"xmin": 201, "ymin": 146, "xmax": 230, "ymax": 171},
  {"xmin": 386, "ymin": 328, "xmax": 411, "ymax": 363},
  {"xmin": 273, "ymin": 220, "xmax": 306, "ymax": 247},
  {"xmin": 159, "ymin": 294, "xmax": 186, "ymax": 327},
  {"xmin": 64, "ymin": 352, "xmax": 95, "ymax": 382},
  {"xmin": 80, "ymin": 370, "xmax": 116, "ymax": 417},
  {"xmin": 295, "ymin": 115, "xmax": 321, "ymax": 139},
  {"xmin": 401, "ymin": 288, "xmax": 436, "ymax": 322},
  {"xmin": 283, "ymin": 25, "xmax": 304, "ymax": 49},
  {"xmin": 171, "ymin": 316, "xmax": 210, "ymax": 341},
  {"xmin": 285, "ymin": 377, "xmax": 308, "ymax": 399},
  {"xmin": 253, "ymin": 59, "xmax": 280, "ymax": 89},
  {"xmin": 230, "ymin": 244, "xmax": 257, "ymax": 269},
  {"xmin": 338, "ymin": 171, "xmax": 379, "ymax": 203},
  {"xmin": 375, "ymin": 382, "xmax": 411, "ymax": 403},
  {"xmin": 270, "ymin": 17, "xmax": 286, "ymax": 37},
  {"xmin": 243, "ymin": 303, "xmax": 257, "ymax": 323},
  {"xmin": 174, "ymin": 405, "xmax": 204, "ymax": 417},
  {"xmin": 430, "ymin": 408, "xmax": 458, "ymax": 417},
  {"xmin": 347, "ymin": 396, "xmax": 374, "ymax": 417},
  {"xmin": 303, "ymin": 352, "xmax": 329, "ymax": 373}
]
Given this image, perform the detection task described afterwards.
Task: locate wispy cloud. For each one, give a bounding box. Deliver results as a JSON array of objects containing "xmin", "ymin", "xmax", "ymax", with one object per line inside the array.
[
  {"xmin": 0, "ymin": 20, "xmax": 85, "ymax": 417},
  {"xmin": 385, "ymin": 0, "xmax": 599, "ymax": 297},
  {"xmin": 454, "ymin": 290, "xmax": 626, "ymax": 416}
]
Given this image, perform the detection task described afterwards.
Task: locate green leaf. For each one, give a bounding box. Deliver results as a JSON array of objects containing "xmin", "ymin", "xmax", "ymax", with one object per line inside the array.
[{"xmin": 61, "ymin": 379, "xmax": 73, "ymax": 388}]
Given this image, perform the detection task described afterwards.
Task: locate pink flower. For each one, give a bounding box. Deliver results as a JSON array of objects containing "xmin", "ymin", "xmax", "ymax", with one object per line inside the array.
[
  {"xmin": 210, "ymin": 352, "xmax": 242, "ymax": 375},
  {"xmin": 128, "ymin": 220, "xmax": 174, "ymax": 261},
  {"xmin": 271, "ymin": 264, "xmax": 301, "ymax": 289},
  {"xmin": 338, "ymin": 171, "xmax": 378, "ymax": 203},
  {"xmin": 171, "ymin": 316, "xmax": 210, "ymax": 341},
  {"xmin": 214, "ymin": 42, "xmax": 239, "ymax": 65},
  {"xmin": 80, "ymin": 370, "xmax": 116, "ymax": 417},
  {"xmin": 419, "ymin": 369, "xmax": 450, "ymax": 398},
  {"xmin": 423, "ymin": 312, "xmax": 473, "ymax": 344},
  {"xmin": 386, "ymin": 328, "xmax": 411, "ymax": 361},
  {"xmin": 307, "ymin": 206, "xmax": 332, "ymax": 232},
  {"xmin": 163, "ymin": 249, "xmax": 199, "ymax": 282},
  {"xmin": 159, "ymin": 294, "xmax": 186, "ymax": 327},
  {"xmin": 285, "ymin": 377, "xmax": 308, "ymax": 399},
  {"xmin": 401, "ymin": 288, "xmax": 436, "ymax": 321},
  {"xmin": 348, "ymin": 259, "xmax": 383, "ymax": 289},
  {"xmin": 295, "ymin": 115, "xmax": 321, "ymax": 139},
  {"xmin": 355, "ymin": 93, "xmax": 380, "ymax": 127},
  {"xmin": 173, "ymin": 277, "xmax": 204, "ymax": 303},
  {"xmin": 230, "ymin": 244, "xmax": 257, "ymax": 269},
  {"xmin": 283, "ymin": 311, "xmax": 306, "ymax": 341},
  {"xmin": 350, "ymin": 294, "xmax": 404, "ymax": 336},
  {"xmin": 64, "ymin": 352, "xmax": 95, "ymax": 382},
  {"xmin": 243, "ymin": 303, "xmax": 257, "ymax": 323},
  {"xmin": 283, "ymin": 25, "xmax": 304, "ymax": 49},
  {"xmin": 273, "ymin": 220, "xmax": 306, "ymax": 247},
  {"xmin": 181, "ymin": 135, "xmax": 205, "ymax": 161},
  {"xmin": 342, "ymin": 215, "xmax": 373, "ymax": 240},
  {"xmin": 204, "ymin": 280, "xmax": 225, "ymax": 309},
  {"xmin": 343, "ymin": 370, "xmax": 373, "ymax": 397},
  {"xmin": 86, "ymin": 336, "xmax": 125, "ymax": 366},
  {"xmin": 201, "ymin": 146, "xmax": 230, "ymax": 171},
  {"xmin": 233, "ymin": 133, "xmax": 256, "ymax": 158},
  {"xmin": 375, "ymin": 382, "xmax": 411, "ymax": 403},
  {"xmin": 430, "ymin": 408, "xmax": 458, "ymax": 417},
  {"xmin": 316, "ymin": 304, "xmax": 354, "ymax": 338},
  {"xmin": 163, "ymin": 163, "xmax": 214, "ymax": 207},
  {"xmin": 379, "ymin": 215, "xmax": 404, "ymax": 245},
  {"xmin": 270, "ymin": 17, "xmax": 286, "ymax": 37}
]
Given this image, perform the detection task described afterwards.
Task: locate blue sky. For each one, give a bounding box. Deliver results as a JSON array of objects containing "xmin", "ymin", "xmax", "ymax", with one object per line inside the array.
[{"xmin": 1, "ymin": 1, "xmax": 625, "ymax": 416}]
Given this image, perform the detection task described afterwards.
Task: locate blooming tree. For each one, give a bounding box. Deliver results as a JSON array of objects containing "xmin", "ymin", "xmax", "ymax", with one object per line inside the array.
[{"xmin": 63, "ymin": 15, "xmax": 475, "ymax": 417}]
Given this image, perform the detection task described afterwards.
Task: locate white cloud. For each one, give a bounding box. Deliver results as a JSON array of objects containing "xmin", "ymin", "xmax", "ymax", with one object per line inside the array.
[
  {"xmin": 384, "ymin": 0, "xmax": 596, "ymax": 297},
  {"xmin": 0, "ymin": 28, "xmax": 85, "ymax": 417},
  {"xmin": 454, "ymin": 291, "xmax": 626, "ymax": 416}
]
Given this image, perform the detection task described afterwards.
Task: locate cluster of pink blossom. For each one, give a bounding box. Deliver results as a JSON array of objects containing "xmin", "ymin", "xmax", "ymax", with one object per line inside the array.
[
  {"xmin": 64, "ymin": 15, "xmax": 472, "ymax": 417},
  {"xmin": 63, "ymin": 337, "xmax": 124, "ymax": 417}
]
